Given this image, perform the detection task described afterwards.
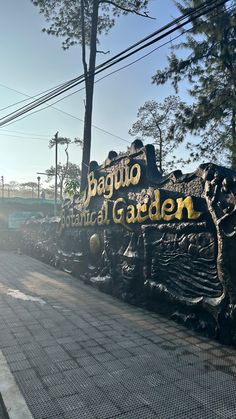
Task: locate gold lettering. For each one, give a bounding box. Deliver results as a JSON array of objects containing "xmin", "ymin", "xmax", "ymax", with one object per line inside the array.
[
  {"xmin": 137, "ymin": 202, "xmax": 149, "ymax": 223},
  {"xmin": 149, "ymin": 190, "xmax": 161, "ymax": 221},
  {"xmin": 126, "ymin": 204, "xmax": 136, "ymax": 223},
  {"xmin": 62, "ymin": 188, "xmax": 202, "ymax": 229},
  {"xmin": 84, "ymin": 172, "xmax": 97, "ymax": 208},
  {"xmin": 61, "ymin": 212, "xmax": 65, "ymax": 229},
  {"xmin": 103, "ymin": 200, "xmax": 110, "ymax": 225},
  {"xmin": 84, "ymin": 211, "xmax": 91, "ymax": 226},
  {"xmin": 161, "ymin": 199, "xmax": 176, "ymax": 221},
  {"xmin": 83, "ymin": 162, "xmax": 142, "ymax": 206},
  {"xmin": 58, "ymin": 212, "xmax": 66, "ymax": 233},
  {"xmin": 113, "ymin": 198, "xmax": 126, "ymax": 224},
  {"xmin": 104, "ymin": 172, "xmax": 114, "ymax": 199},
  {"xmin": 97, "ymin": 209, "xmax": 103, "ymax": 225},
  {"xmin": 90, "ymin": 212, "xmax": 97, "ymax": 226},
  {"xmin": 97, "ymin": 176, "xmax": 105, "ymax": 195},
  {"xmin": 175, "ymin": 196, "xmax": 202, "ymax": 220},
  {"xmin": 75, "ymin": 214, "xmax": 81, "ymax": 226},
  {"xmin": 81, "ymin": 212, "xmax": 87, "ymax": 226},
  {"xmin": 130, "ymin": 163, "xmax": 141, "ymax": 186},
  {"xmin": 124, "ymin": 159, "xmax": 131, "ymax": 187},
  {"xmin": 114, "ymin": 166, "xmax": 124, "ymax": 190}
]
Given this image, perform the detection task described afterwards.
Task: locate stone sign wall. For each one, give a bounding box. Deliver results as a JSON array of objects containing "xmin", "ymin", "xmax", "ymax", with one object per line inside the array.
[{"xmin": 21, "ymin": 140, "xmax": 236, "ymax": 345}]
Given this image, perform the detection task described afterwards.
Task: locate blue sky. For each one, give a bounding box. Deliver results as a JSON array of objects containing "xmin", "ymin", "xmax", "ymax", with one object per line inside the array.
[{"xmin": 0, "ymin": 0, "xmax": 195, "ymax": 185}]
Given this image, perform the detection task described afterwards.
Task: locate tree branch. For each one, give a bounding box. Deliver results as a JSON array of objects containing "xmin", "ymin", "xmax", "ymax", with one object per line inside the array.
[
  {"xmin": 99, "ymin": 0, "xmax": 155, "ymax": 19},
  {"xmin": 96, "ymin": 49, "xmax": 110, "ymax": 54},
  {"xmin": 64, "ymin": 142, "xmax": 69, "ymax": 172}
]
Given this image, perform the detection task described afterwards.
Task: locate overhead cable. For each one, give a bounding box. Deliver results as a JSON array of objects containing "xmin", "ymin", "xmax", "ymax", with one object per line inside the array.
[
  {"xmin": 0, "ymin": 0, "xmax": 216, "ymax": 115},
  {"xmin": 0, "ymin": 0, "xmax": 229, "ymax": 127}
]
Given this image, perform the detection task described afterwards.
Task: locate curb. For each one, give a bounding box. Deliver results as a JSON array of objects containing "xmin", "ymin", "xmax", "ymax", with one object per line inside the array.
[{"xmin": 0, "ymin": 350, "xmax": 33, "ymax": 419}]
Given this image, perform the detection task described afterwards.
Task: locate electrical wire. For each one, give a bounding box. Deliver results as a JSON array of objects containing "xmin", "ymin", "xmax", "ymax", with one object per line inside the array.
[
  {"xmin": 17, "ymin": 0, "xmax": 232, "ymax": 120},
  {"xmin": 1, "ymin": 0, "xmax": 224, "ymax": 127},
  {"xmin": 0, "ymin": 128, "xmax": 50, "ymax": 137},
  {"xmin": 1, "ymin": 0, "xmax": 231, "ymax": 133},
  {"xmin": 0, "ymin": 91, "xmax": 131, "ymax": 144},
  {"xmin": 1, "ymin": 31, "xmax": 186, "ymax": 129},
  {"xmin": 0, "ymin": 0, "xmax": 228, "ymax": 127},
  {"xmin": 0, "ymin": 133, "xmax": 49, "ymax": 141},
  {"xmin": 0, "ymin": 0, "xmax": 215, "ymax": 115},
  {"xmin": 0, "ymin": 79, "xmax": 79, "ymax": 112}
]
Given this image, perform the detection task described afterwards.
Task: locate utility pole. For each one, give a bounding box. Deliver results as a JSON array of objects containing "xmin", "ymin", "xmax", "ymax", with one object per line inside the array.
[
  {"xmin": 1, "ymin": 176, "xmax": 3, "ymax": 198},
  {"xmin": 54, "ymin": 131, "xmax": 58, "ymax": 216},
  {"xmin": 37, "ymin": 176, "xmax": 41, "ymax": 199},
  {"xmin": 80, "ymin": 0, "xmax": 99, "ymax": 192}
]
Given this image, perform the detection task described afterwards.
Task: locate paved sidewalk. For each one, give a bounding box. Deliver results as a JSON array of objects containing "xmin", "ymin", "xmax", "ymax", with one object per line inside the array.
[{"xmin": 0, "ymin": 251, "xmax": 236, "ymax": 419}]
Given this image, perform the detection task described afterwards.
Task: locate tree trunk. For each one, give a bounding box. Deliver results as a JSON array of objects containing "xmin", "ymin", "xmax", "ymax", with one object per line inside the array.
[
  {"xmin": 155, "ymin": 120, "xmax": 163, "ymax": 174},
  {"xmin": 232, "ymin": 108, "xmax": 236, "ymax": 169},
  {"xmin": 65, "ymin": 143, "xmax": 69, "ymax": 172},
  {"xmin": 80, "ymin": 0, "xmax": 99, "ymax": 192},
  {"xmin": 159, "ymin": 134, "xmax": 163, "ymax": 174},
  {"xmin": 60, "ymin": 180, "xmax": 63, "ymax": 202}
]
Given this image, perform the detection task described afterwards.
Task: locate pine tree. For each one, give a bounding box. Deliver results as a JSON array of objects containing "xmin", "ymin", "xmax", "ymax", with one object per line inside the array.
[
  {"xmin": 45, "ymin": 162, "xmax": 81, "ymax": 201},
  {"xmin": 152, "ymin": 0, "xmax": 236, "ymax": 168},
  {"xmin": 32, "ymin": 0, "xmax": 152, "ymax": 189},
  {"xmin": 129, "ymin": 96, "xmax": 189, "ymax": 173}
]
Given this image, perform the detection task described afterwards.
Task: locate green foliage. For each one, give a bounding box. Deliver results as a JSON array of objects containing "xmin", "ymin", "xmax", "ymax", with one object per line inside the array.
[
  {"xmin": 49, "ymin": 136, "xmax": 71, "ymax": 149},
  {"xmin": 64, "ymin": 179, "xmax": 81, "ymax": 197},
  {"xmin": 31, "ymin": 0, "xmax": 151, "ymax": 49},
  {"xmin": 152, "ymin": 0, "xmax": 236, "ymax": 168},
  {"xmin": 46, "ymin": 162, "xmax": 81, "ymax": 199},
  {"xmin": 31, "ymin": 0, "xmax": 153, "ymax": 191},
  {"xmin": 21, "ymin": 182, "xmax": 38, "ymax": 189},
  {"xmin": 129, "ymin": 96, "xmax": 190, "ymax": 173}
]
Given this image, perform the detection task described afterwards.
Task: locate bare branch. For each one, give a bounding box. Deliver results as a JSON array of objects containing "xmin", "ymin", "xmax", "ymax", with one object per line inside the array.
[
  {"xmin": 99, "ymin": 0, "xmax": 155, "ymax": 19},
  {"xmin": 97, "ymin": 49, "xmax": 110, "ymax": 54}
]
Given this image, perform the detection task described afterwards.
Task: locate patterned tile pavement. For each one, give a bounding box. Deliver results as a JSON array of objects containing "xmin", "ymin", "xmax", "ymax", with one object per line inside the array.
[{"xmin": 0, "ymin": 250, "xmax": 236, "ymax": 418}]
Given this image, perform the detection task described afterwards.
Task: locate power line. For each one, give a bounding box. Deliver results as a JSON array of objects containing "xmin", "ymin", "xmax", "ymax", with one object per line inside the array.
[
  {"xmin": 0, "ymin": 0, "xmax": 223, "ymax": 127},
  {"xmin": 1, "ymin": 0, "xmax": 230, "ymax": 135},
  {"xmin": 0, "ymin": 124, "xmax": 131, "ymax": 144},
  {"xmin": 0, "ymin": 79, "xmax": 79, "ymax": 112},
  {"xmin": 17, "ymin": 1, "xmax": 231, "ymax": 118},
  {"xmin": 0, "ymin": 87, "xmax": 131, "ymax": 144},
  {"xmin": 0, "ymin": 132, "xmax": 49, "ymax": 141},
  {"xmin": 1, "ymin": 30, "xmax": 183, "ymax": 129},
  {"xmin": 0, "ymin": 0, "xmax": 214, "ymax": 116},
  {"xmin": 0, "ymin": 0, "xmax": 227, "ymax": 127},
  {"xmin": 92, "ymin": 3, "xmax": 234, "ymax": 85},
  {"xmin": 0, "ymin": 128, "xmax": 50, "ymax": 137},
  {"xmin": 45, "ymin": 107, "xmax": 131, "ymax": 144}
]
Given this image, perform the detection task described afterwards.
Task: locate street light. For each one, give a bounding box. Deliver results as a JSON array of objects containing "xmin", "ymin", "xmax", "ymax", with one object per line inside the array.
[{"xmin": 37, "ymin": 176, "xmax": 41, "ymax": 199}]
